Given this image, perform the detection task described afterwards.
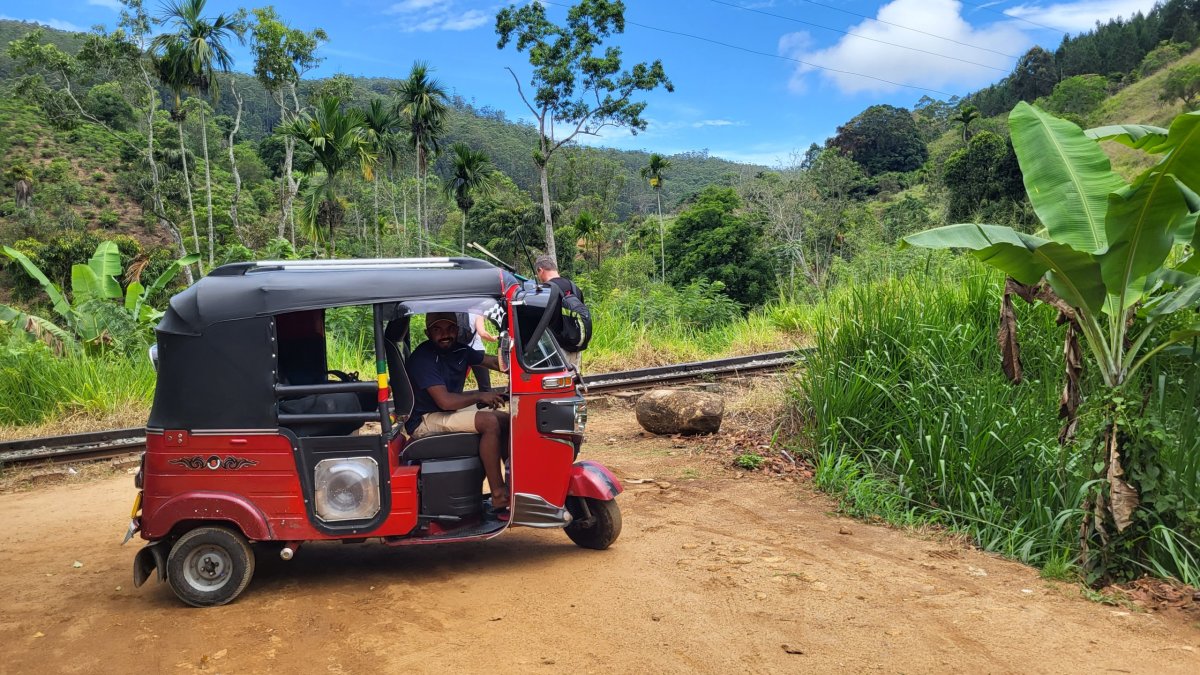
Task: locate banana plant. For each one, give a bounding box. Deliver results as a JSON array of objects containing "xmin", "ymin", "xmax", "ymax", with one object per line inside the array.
[
  {"xmin": 903, "ymin": 102, "xmax": 1200, "ymax": 561},
  {"xmin": 1, "ymin": 241, "xmax": 199, "ymax": 350}
]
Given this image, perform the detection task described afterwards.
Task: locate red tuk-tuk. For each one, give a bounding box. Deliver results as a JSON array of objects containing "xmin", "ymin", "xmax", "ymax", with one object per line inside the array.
[{"xmin": 127, "ymin": 257, "xmax": 621, "ymax": 607}]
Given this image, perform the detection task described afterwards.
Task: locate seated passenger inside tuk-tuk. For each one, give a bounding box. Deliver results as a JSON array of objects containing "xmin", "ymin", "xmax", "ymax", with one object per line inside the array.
[{"xmin": 405, "ymin": 312, "xmax": 510, "ymax": 509}]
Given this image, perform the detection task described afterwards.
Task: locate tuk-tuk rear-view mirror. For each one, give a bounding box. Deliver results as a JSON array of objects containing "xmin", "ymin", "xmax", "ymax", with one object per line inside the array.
[{"xmin": 498, "ymin": 331, "xmax": 512, "ymax": 373}]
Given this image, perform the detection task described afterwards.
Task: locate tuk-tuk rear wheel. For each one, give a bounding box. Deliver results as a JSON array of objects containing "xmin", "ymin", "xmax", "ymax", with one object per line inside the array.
[
  {"xmin": 565, "ymin": 497, "xmax": 622, "ymax": 550},
  {"xmin": 166, "ymin": 526, "xmax": 255, "ymax": 607}
]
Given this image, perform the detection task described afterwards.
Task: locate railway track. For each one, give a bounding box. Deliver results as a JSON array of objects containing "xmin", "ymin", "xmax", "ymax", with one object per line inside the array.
[{"xmin": 0, "ymin": 349, "xmax": 809, "ymax": 468}]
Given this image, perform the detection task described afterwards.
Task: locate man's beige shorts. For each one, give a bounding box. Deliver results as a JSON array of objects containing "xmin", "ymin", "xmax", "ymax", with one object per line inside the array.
[{"xmin": 410, "ymin": 407, "xmax": 478, "ymax": 439}]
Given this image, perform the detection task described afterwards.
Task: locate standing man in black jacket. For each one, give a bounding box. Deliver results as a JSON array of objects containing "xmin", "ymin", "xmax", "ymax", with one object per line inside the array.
[{"xmin": 534, "ymin": 255, "xmax": 585, "ymax": 372}]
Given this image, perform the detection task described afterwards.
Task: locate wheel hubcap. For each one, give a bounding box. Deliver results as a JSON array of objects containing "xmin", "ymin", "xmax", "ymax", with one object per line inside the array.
[{"xmin": 182, "ymin": 545, "xmax": 233, "ymax": 591}]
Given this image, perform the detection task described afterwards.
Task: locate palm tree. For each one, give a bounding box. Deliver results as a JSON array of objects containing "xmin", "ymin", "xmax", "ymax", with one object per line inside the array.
[
  {"xmin": 952, "ymin": 104, "xmax": 981, "ymax": 142},
  {"xmin": 278, "ymin": 95, "xmax": 374, "ymax": 255},
  {"xmin": 444, "ymin": 143, "xmax": 496, "ymax": 254},
  {"xmin": 152, "ymin": 0, "xmax": 247, "ymax": 269},
  {"xmin": 640, "ymin": 153, "xmax": 672, "ymax": 282},
  {"xmin": 152, "ymin": 44, "xmax": 201, "ymax": 273},
  {"xmin": 395, "ymin": 61, "xmax": 448, "ymax": 254},
  {"xmin": 362, "ymin": 98, "xmax": 403, "ymax": 256}
]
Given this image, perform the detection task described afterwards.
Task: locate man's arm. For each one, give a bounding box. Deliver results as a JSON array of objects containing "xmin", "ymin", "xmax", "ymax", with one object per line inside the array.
[
  {"xmin": 474, "ymin": 314, "xmax": 497, "ymax": 342},
  {"xmin": 425, "ymin": 384, "xmax": 504, "ymax": 410},
  {"xmin": 481, "ymin": 354, "xmax": 503, "ymax": 372}
]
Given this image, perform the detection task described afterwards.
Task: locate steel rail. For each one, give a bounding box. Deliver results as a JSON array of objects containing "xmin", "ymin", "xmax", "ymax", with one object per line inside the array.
[{"xmin": 0, "ymin": 349, "xmax": 810, "ymax": 468}]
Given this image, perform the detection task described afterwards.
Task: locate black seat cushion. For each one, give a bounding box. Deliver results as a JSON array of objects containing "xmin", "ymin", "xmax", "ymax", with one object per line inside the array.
[
  {"xmin": 403, "ymin": 432, "xmax": 480, "ymax": 461},
  {"xmin": 279, "ymin": 392, "xmax": 364, "ymax": 437}
]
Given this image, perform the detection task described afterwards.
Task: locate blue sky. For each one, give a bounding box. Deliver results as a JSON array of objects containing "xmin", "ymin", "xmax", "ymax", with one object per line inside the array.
[{"xmin": 2, "ymin": 0, "xmax": 1161, "ymax": 165}]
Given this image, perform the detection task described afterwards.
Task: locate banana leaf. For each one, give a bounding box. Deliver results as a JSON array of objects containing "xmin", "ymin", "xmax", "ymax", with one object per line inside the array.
[
  {"xmin": 1009, "ymin": 102, "xmax": 1127, "ymax": 254},
  {"xmin": 1, "ymin": 245, "xmax": 70, "ymax": 319},
  {"xmin": 1101, "ymin": 174, "xmax": 1191, "ymax": 313},
  {"xmin": 903, "ymin": 223, "xmax": 1106, "ymax": 315},
  {"xmin": 1086, "ymin": 124, "xmax": 1170, "ymax": 151}
]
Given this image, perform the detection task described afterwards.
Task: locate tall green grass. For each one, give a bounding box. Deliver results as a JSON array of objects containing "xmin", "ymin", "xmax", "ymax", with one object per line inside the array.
[
  {"xmin": 0, "ymin": 342, "xmax": 156, "ymax": 426},
  {"xmin": 797, "ymin": 267, "xmax": 1088, "ymax": 564},
  {"xmin": 796, "ymin": 264, "xmax": 1200, "ymax": 582}
]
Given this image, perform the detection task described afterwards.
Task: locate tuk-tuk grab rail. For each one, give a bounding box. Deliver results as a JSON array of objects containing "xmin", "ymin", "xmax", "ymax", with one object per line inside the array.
[
  {"xmin": 277, "ymin": 412, "xmax": 380, "ymax": 425},
  {"xmin": 274, "ymin": 381, "xmax": 378, "ymax": 397},
  {"xmin": 209, "ymin": 257, "xmax": 495, "ymax": 276}
]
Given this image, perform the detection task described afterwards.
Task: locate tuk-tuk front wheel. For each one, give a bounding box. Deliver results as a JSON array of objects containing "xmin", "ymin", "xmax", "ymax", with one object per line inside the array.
[
  {"xmin": 166, "ymin": 526, "xmax": 255, "ymax": 607},
  {"xmin": 565, "ymin": 497, "xmax": 622, "ymax": 550}
]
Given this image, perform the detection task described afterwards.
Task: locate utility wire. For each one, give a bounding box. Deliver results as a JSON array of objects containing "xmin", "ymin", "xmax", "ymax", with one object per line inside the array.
[
  {"xmin": 540, "ymin": 0, "xmax": 961, "ymax": 96},
  {"xmin": 958, "ymin": 0, "xmax": 1070, "ymax": 34},
  {"xmin": 623, "ymin": 18, "xmax": 957, "ymax": 97},
  {"xmin": 707, "ymin": 0, "xmax": 1009, "ymax": 72},
  {"xmin": 734, "ymin": 0, "xmax": 1021, "ymax": 59}
]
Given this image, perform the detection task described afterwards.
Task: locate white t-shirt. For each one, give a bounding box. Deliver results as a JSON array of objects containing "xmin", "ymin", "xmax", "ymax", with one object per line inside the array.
[{"xmin": 468, "ymin": 313, "xmax": 484, "ymax": 351}]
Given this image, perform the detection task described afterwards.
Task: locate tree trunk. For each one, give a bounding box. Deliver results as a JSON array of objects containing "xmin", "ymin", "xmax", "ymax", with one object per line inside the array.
[
  {"xmin": 461, "ymin": 207, "xmax": 468, "ymax": 254},
  {"xmin": 177, "ymin": 119, "xmax": 201, "ymax": 277},
  {"xmin": 387, "ymin": 169, "xmax": 403, "ymax": 250},
  {"xmin": 279, "ymin": 91, "xmax": 299, "ymax": 243},
  {"xmin": 137, "ymin": 63, "xmax": 191, "ymax": 285},
  {"xmin": 656, "ymin": 190, "xmax": 665, "ymax": 283},
  {"xmin": 200, "ymin": 107, "xmax": 215, "ymax": 268},
  {"xmin": 416, "ymin": 143, "xmax": 424, "ymax": 256},
  {"xmin": 373, "ymin": 176, "xmax": 381, "ymax": 257},
  {"xmin": 227, "ymin": 80, "xmax": 243, "ymax": 245},
  {"xmin": 538, "ymin": 162, "xmax": 556, "ymax": 262}
]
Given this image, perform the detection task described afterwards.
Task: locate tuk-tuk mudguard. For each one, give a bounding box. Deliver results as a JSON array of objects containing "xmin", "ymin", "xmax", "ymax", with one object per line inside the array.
[
  {"xmin": 132, "ymin": 541, "xmax": 167, "ymax": 587},
  {"xmin": 567, "ymin": 460, "xmax": 622, "ymax": 500},
  {"xmin": 142, "ymin": 491, "xmax": 272, "ymax": 540}
]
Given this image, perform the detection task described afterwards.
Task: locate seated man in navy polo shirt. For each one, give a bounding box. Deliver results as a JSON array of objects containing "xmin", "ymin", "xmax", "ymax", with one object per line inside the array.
[{"xmin": 406, "ymin": 312, "xmax": 510, "ymax": 509}]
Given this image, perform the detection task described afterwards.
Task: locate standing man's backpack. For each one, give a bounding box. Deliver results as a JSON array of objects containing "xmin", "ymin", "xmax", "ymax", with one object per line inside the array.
[{"xmin": 558, "ymin": 281, "xmax": 592, "ymax": 352}]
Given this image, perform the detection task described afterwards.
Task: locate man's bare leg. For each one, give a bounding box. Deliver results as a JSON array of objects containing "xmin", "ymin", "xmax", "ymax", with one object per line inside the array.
[{"xmin": 475, "ymin": 410, "xmax": 510, "ymax": 509}]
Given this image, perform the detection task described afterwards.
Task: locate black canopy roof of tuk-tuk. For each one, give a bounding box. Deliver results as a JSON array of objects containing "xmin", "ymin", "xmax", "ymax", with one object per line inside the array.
[{"xmin": 158, "ymin": 257, "xmax": 513, "ymax": 335}]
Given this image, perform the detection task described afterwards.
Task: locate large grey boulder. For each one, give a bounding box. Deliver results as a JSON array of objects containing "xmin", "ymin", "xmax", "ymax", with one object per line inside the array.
[{"xmin": 635, "ymin": 389, "xmax": 725, "ymax": 435}]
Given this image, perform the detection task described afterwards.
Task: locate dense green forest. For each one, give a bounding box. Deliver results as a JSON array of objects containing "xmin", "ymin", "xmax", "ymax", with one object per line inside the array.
[{"xmin": 3, "ymin": 0, "xmax": 1200, "ymax": 589}]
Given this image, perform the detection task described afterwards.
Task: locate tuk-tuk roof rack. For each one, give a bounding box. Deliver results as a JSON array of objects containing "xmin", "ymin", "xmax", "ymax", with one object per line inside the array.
[{"xmin": 210, "ymin": 257, "xmax": 495, "ymax": 276}]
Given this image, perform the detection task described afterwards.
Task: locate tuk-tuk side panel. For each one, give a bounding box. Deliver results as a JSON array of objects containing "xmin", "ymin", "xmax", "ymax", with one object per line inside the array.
[
  {"xmin": 143, "ymin": 431, "xmax": 421, "ymax": 542},
  {"xmin": 148, "ymin": 318, "xmax": 276, "ymax": 431},
  {"xmin": 142, "ymin": 432, "xmax": 303, "ymax": 539}
]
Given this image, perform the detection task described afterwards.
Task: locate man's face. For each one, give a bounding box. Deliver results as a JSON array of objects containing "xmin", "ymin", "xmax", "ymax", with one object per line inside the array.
[
  {"xmin": 426, "ymin": 320, "xmax": 458, "ymax": 350},
  {"xmin": 536, "ymin": 267, "xmax": 550, "ymax": 282}
]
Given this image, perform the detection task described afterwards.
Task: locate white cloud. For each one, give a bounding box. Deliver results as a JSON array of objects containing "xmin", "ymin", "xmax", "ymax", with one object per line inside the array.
[
  {"xmin": 86, "ymin": 0, "xmax": 123, "ymax": 10},
  {"xmin": 780, "ymin": 0, "xmax": 1027, "ymax": 95},
  {"xmin": 692, "ymin": 119, "xmax": 741, "ymax": 128},
  {"xmin": 1004, "ymin": 1, "xmax": 1159, "ymax": 33},
  {"xmin": 0, "ymin": 15, "xmax": 85, "ymax": 32},
  {"xmin": 384, "ymin": 0, "xmax": 490, "ymax": 32},
  {"xmin": 386, "ymin": 0, "xmax": 449, "ymax": 14}
]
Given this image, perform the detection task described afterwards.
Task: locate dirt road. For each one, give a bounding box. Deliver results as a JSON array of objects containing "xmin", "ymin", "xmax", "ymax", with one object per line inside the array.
[{"xmin": 1, "ymin": 401, "xmax": 1197, "ymax": 674}]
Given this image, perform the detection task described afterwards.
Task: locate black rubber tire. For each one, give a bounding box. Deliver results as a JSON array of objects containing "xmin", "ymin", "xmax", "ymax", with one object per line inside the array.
[
  {"xmin": 165, "ymin": 526, "xmax": 255, "ymax": 607},
  {"xmin": 565, "ymin": 497, "xmax": 622, "ymax": 550}
]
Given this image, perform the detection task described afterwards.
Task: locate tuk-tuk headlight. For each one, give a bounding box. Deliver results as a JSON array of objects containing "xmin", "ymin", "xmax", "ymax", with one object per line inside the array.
[{"xmin": 314, "ymin": 457, "xmax": 380, "ymax": 522}]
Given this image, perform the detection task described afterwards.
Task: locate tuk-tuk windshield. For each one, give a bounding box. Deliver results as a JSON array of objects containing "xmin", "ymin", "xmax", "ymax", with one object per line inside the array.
[{"xmin": 514, "ymin": 303, "xmax": 567, "ymax": 371}]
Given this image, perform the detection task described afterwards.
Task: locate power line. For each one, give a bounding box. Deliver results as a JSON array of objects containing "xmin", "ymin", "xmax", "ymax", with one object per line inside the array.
[
  {"xmin": 622, "ymin": 18, "xmax": 957, "ymax": 97},
  {"xmin": 958, "ymin": 0, "xmax": 1070, "ymax": 34},
  {"xmin": 707, "ymin": 0, "xmax": 1009, "ymax": 72},
  {"xmin": 538, "ymin": 0, "xmax": 961, "ymax": 96},
  {"xmin": 748, "ymin": 0, "xmax": 1022, "ymax": 59}
]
